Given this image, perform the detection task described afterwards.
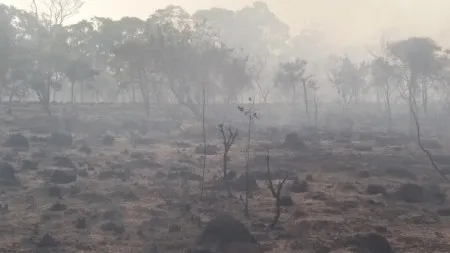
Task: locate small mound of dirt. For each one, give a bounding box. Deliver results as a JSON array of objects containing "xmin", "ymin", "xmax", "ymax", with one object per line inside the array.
[
  {"xmin": 75, "ymin": 217, "xmax": 87, "ymax": 229},
  {"xmin": 432, "ymin": 155, "xmax": 450, "ymax": 165},
  {"xmin": 384, "ymin": 167, "xmax": 416, "ymax": 180},
  {"xmin": 197, "ymin": 215, "xmax": 257, "ymax": 251},
  {"xmin": 347, "ymin": 233, "xmax": 394, "ymax": 253},
  {"xmin": 4, "ymin": 133, "xmax": 29, "ymax": 149},
  {"xmin": 195, "ymin": 144, "xmax": 219, "ymax": 155},
  {"xmin": 78, "ymin": 144, "xmax": 91, "ymax": 154},
  {"xmin": 394, "ymin": 183, "xmax": 423, "ymax": 203},
  {"xmin": 393, "ymin": 183, "xmax": 445, "ymax": 204},
  {"xmin": 0, "ymin": 161, "xmax": 18, "ymax": 185},
  {"xmin": 50, "ymin": 170, "xmax": 77, "ymax": 184},
  {"xmin": 50, "ymin": 132, "xmax": 73, "ymax": 147},
  {"xmin": 37, "ymin": 233, "xmax": 59, "ymax": 248},
  {"xmin": 226, "ymin": 170, "xmax": 236, "ymax": 180},
  {"xmin": 352, "ymin": 143, "xmax": 373, "ymax": 152},
  {"xmin": 101, "ymin": 134, "xmax": 115, "ymax": 145},
  {"xmin": 49, "ymin": 202, "xmax": 68, "ymax": 211},
  {"xmin": 100, "ymin": 221, "xmax": 125, "ymax": 235},
  {"xmin": 48, "ymin": 186, "xmax": 63, "ymax": 198},
  {"xmin": 283, "ymin": 132, "xmax": 307, "ymax": 151},
  {"xmin": 356, "ymin": 170, "xmax": 370, "ymax": 178},
  {"xmin": 279, "ymin": 196, "xmax": 294, "ymax": 206},
  {"xmin": 53, "ymin": 155, "xmax": 75, "ymax": 168},
  {"xmin": 123, "ymin": 158, "xmax": 160, "ymax": 170},
  {"xmin": 110, "ymin": 188, "xmax": 139, "ymax": 201},
  {"xmin": 437, "ymin": 208, "xmax": 450, "ymax": 216},
  {"xmin": 232, "ymin": 174, "xmax": 258, "ymax": 192},
  {"xmin": 366, "ymin": 184, "xmax": 387, "ymax": 195},
  {"xmin": 291, "ymin": 180, "xmax": 308, "ymax": 193},
  {"xmin": 21, "ymin": 159, "xmax": 38, "ymax": 170},
  {"xmin": 97, "ymin": 170, "xmax": 130, "ymax": 181},
  {"xmin": 420, "ymin": 139, "xmax": 442, "ymax": 150},
  {"xmin": 134, "ymin": 136, "xmax": 153, "ymax": 145}
]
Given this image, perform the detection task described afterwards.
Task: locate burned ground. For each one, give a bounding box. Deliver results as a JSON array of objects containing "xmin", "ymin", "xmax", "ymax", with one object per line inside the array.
[{"xmin": 0, "ymin": 104, "xmax": 449, "ymax": 253}]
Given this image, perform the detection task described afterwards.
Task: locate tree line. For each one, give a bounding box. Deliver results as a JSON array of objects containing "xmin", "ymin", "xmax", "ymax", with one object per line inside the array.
[{"xmin": 1, "ymin": 1, "xmax": 450, "ymax": 130}]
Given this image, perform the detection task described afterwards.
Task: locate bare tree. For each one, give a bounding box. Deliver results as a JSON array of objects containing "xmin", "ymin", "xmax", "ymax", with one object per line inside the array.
[
  {"xmin": 265, "ymin": 151, "xmax": 289, "ymax": 229},
  {"xmin": 274, "ymin": 58, "xmax": 307, "ymax": 105},
  {"xmin": 200, "ymin": 86, "xmax": 207, "ymax": 198},
  {"xmin": 411, "ymin": 107, "xmax": 449, "ymax": 183},
  {"xmin": 248, "ymin": 55, "xmax": 270, "ymax": 103},
  {"xmin": 31, "ymin": 0, "xmax": 85, "ymax": 26},
  {"xmin": 219, "ymin": 123, "xmax": 238, "ymax": 197},
  {"xmin": 301, "ymin": 74, "xmax": 313, "ymax": 123},
  {"xmin": 388, "ymin": 37, "xmax": 445, "ymax": 134},
  {"xmin": 237, "ymin": 98, "xmax": 258, "ymax": 218},
  {"xmin": 328, "ymin": 56, "xmax": 366, "ymax": 113},
  {"xmin": 27, "ymin": 0, "xmax": 86, "ymax": 114},
  {"xmin": 309, "ymin": 79, "xmax": 320, "ymax": 127}
]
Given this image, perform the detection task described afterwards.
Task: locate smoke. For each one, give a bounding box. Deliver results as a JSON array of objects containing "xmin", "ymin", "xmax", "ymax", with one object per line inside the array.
[{"xmin": 4, "ymin": 0, "xmax": 450, "ymax": 48}]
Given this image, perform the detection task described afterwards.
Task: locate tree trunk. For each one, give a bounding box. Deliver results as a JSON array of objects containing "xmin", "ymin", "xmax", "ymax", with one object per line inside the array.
[
  {"xmin": 201, "ymin": 86, "xmax": 206, "ymax": 198},
  {"xmin": 71, "ymin": 81, "xmax": 75, "ymax": 103},
  {"xmin": 262, "ymin": 92, "xmax": 268, "ymax": 104},
  {"xmin": 96, "ymin": 90, "xmax": 101, "ymax": 103},
  {"xmin": 385, "ymin": 89, "xmax": 392, "ymax": 132},
  {"xmin": 269, "ymin": 200, "xmax": 281, "ymax": 228},
  {"xmin": 139, "ymin": 83, "xmax": 150, "ymax": 117},
  {"xmin": 132, "ymin": 85, "xmax": 136, "ymax": 103},
  {"xmin": 302, "ymin": 81, "xmax": 310, "ymax": 123},
  {"xmin": 223, "ymin": 152, "xmax": 231, "ymax": 196},
  {"xmin": 43, "ymin": 81, "xmax": 51, "ymax": 115},
  {"xmin": 291, "ymin": 85, "xmax": 296, "ymax": 104},
  {"xmin": 408, "ymin": 72, "xmax": 417, "ymax": 135},
  {"xmin": 80, "ymin": 83, "xmax": 84, "ymax": 103},
  {"xmin": 422, "ymin": 82, "xmax": 428, "ymax": 115},
  {"xmin": 313, "ymin": 90, "xmax": 319, "ymax": 127},
  {"xmin": 7, "ymin": 90, "xmax": 14, "ymax": 116},
  {"xmin": 244, "ymin": 116, "xmax": 252, "ymax": 218},
  {"xmin": 52, "ymin": 88, "xmax": 57, "ymax": 102}
]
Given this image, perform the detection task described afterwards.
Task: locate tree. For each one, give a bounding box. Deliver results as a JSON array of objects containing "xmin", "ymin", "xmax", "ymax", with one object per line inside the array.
[
  {"xmin": 64, "ymin": 57, "xmax": 98, "ymax": 103},
  {"xmin": 388, "ymin": 37, "xmax": 447, "ymax": 132},
  {"xmin": 274, "ymin": 58, "xmax": 309, "ymax": 107},
  {"xmin": 248, "ymin": 55, "xmax": 271, "ymax": 103},
  {"xmin": 146, "ymin": 6, "xmax": 251, "ymax": 117},
  {"xmin": 219, "ymin": 124, "xmax": 238, "ymax": 196},
  {"xmin": 369, "ymin": 55, "xmax": 398, "ymax": 130},
  {"xmin": 0, "ymin": 5, "xmax": 17, "ymax": 105},
  {"xmin": 265, "ymin": 151, "xmax": 289, "ymax": 229},
  {"xmin": 288, "ymin": 26, "xmax": 329, "ymax": 62},
  {"xmin": 193, "ymin": 1, "xmax": 290, "ymax": 56},
  {"xmin": 113, "ymin": 38, "xmax": 157, "ymax": 115},
  {"xmin": 3, "ymin": 48, "xmax": 32, "ymax": 114},
  {"xmin": 30, "ymin": 0, "xmax": 85, "ymax": 26},
  {"xmin": 329, "ymin": 56, "xmax": 367, "ymax": 112},
  {"xmin": 25, "ymin": 0, "xmax": 87, "ymax": 113},
  {"xmin": 308, "ymin": 79, "xmax": 320, "ymax": 126},
  {"xmin": 238, "ymin": 99, "xmax": 258, "ymax": 218}
]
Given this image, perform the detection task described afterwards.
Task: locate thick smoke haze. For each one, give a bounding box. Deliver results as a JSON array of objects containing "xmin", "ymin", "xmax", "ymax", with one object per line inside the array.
[{"xmin": 3, "ymin": 0, "xmax": 450, "ymax": 49}]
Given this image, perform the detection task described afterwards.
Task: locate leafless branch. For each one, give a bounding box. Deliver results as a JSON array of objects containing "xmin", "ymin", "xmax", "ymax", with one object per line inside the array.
[
  {"xmin": 265, "ymin": 150, "xmax": 289, "ymax": 228},
  {"xmin": 411, "ymin": 106, "xmax": 449, "ymax": 183},
  {"xmin": 32, "ymin": 0, "xmax": 85, "ymax": 25},
  {"xmin": 200, "ymin": 85, "xmax": 207, "ymax": 199},
  {"xmin": 218, "ymin": 124, "xmax": 238, "ymax": 197}
]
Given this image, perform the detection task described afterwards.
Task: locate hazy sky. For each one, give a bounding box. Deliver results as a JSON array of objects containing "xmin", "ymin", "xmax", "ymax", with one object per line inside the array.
[{"xmin": 2, "ymin": 0, "xmax": 450, "ymax": 46}]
